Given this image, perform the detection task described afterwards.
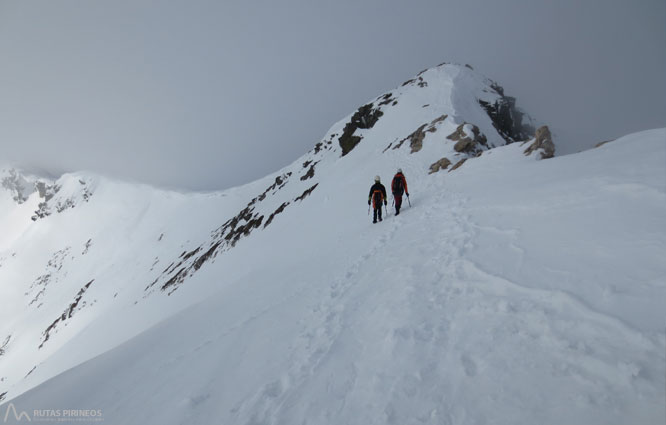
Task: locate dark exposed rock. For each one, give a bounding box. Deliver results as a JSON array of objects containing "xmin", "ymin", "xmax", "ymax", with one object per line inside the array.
[
  {"xmin": 161, "ymin": 267, "xmax": 187, "ymax": 293},
  {"xmin": 163, "ymin": 260, "xmax": 181, "ymax": 275},
  {"xmin": 491, "ymin": 83, "xmax": 504, "ymax": 96},
  {"xmin": 254, "ymin": 173, "xmax": 291, "ymax": 204},
  {"xmin": 429, "ymin": 158, "xmax": 452, "ymax": 174},
  {"xmin": 378, "ymin": 93, "xmax": 394, "ymax": 106},
  {"xmin": 524, "ymin": 126, "xmax": 555, "ymax": 159},
  {"xmin": 222, "ymin": 210, "xmax": 264, "ymax": 247},
  {"xmin": 40, "ymin": 280, "xmax": 94, "ymax": 348},
  {"xmin": 595, "ymin": 140, "xmax": 613, "ymax": 148},
  {"xmin": 28, "ymin": 247, "xmax": 71, "ymax": 307},
  {"xmin": 338, "ymin": 103, "xmax": 384, "ymax": 156},
  {"xmin": 31, "ymin": 181, "xmax": 91, "ymax": 221},
  {"xmin": 148, "ymin": 169, "xmax": 315, "ymax": 295},
  {"xmin": 82, "ymin": 239, "xmax": 92, "ymax": 255},
  {"xmin": 0, "ymin": 391, "xmax": 6, "ymax": 402},
  {"xmin": 393, "ymin": 138, "xmax": 407, "ymax": 151},
  {"xmin": 181, "ymin": 247, "xmax": 201, "ymax": 261},
  {"xmin": 295, "ymin": 184, "xmax": 318, "ymax": 202},
  {"xmin": 0, "ymin": 335, "xmax": 10, "ymax": 356},
  {"xmin": 149, "ymin": 257, "xmax": 159, "ymax": 271},
  {"xmin": 393, "ymin": 115, "xmax": 448, "ymax": 153},
  {"xmin": 479, "ymin": 84, "xmax": 533, "ymax": 143},
  {"xmin": 191, "ymin": 242, "xmax": 221, "ymax": 272},
  {"xmin": 265, "ymin": 202, "xmax": 290, "ymax": 228},
  {"xmin": 407, "ymin": 124, "xmax": 427, "ymax": 153},
  {"xmin": 300, "ymin": 162, "xmax": 317, "ymax": 181},
  {"xmin": 429, "ymin": 114, "xmax": 447, "ymax": 127},
  {"xmin": 448, "ymin": 123, "xmax": 488, "ymax": 154},
  {"xmin": 153, "ymin": 204, "xmax": 265, "ymax": 294},
  {"xmin": 449, "ymin": 158, "xmax": 468, "ymax": 172},
  {"xmin": 401, "ymin": 75, "xmax": 428, "ymax": 88}
]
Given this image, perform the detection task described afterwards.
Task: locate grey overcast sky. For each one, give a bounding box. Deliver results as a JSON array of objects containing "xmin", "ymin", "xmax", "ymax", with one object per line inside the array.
[{"xmin": 0, "ymin": 0, "xmax": 664, "ymax": 191}]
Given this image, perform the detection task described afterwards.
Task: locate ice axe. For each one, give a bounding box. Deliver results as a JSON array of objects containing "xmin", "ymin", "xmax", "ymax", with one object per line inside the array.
[{"xmin": 407, "ymin": 194, "xmax": 411, "ymax": 207}]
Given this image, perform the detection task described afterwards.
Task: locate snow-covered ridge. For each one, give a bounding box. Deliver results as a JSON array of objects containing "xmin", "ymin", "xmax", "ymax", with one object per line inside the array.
[
  {"xmin": 1, "ymin": 63, "xmax": 664, "ymax": 425},
  {"xmin": 0, "ymin": 63, "xmax": 532, "ymax": 400}
]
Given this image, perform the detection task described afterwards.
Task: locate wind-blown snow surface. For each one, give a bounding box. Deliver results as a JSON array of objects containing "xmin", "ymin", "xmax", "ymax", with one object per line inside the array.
[{"xmin": 1, "ymin": 64, "xmax": 665, "ymax": 425}]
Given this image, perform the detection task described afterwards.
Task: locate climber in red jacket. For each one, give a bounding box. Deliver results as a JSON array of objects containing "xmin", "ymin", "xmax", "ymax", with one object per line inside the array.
[{"xmin": 391, "ymin": 169, "xmax": 409, "ymax": 215}]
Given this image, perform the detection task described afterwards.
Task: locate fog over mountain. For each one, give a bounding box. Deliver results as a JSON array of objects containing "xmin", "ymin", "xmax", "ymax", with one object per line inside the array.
[{"xmin": 0, "ymin": 0, "xmax": 664, "ymax": 190}]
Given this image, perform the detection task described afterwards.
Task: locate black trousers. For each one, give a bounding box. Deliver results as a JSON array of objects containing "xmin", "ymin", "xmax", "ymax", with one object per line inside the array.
[{"xmin": 373, "ymin": 206, "xmax": 383, "ymax": 221}]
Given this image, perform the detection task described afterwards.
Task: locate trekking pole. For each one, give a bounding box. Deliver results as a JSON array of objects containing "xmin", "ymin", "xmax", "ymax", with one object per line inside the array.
[{"xmin": 407, "ymin": 194, "xmax": 411, "ymax": 207}]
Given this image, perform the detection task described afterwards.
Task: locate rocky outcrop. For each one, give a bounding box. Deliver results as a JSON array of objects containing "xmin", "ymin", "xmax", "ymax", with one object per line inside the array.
[
  {"xmin": 449, "ymin": 158, "xmax": 468, "ymax": 172},
  {"xmin": 392, "ymin": 115, "xmax": 448, "ymax": 153},
  {"xmin": 146, "ymin": 174, "xmax": 320, "ymax": 296},
  {"xmin": 429, "ymin": 158, "xmax": 452, "ymax": 174},
  {"xmin": 447, "ymin": 123, "xmax": 487, "ymax": 154},
  {"xmin": 300, "ymin": 161, "xmax": 318, "ymax": 181},
  {"xmin": 1, "ymin": 169, "xmax": 34, "ymax": 203},
  {"xmin": 479, "ymin": 84, "xmax": 533, "ymax": 143},
  {"xmin": 338, "ymin": 103, "xmax": 384, "ymax": 156},
  {"xmin": 407, "ymin": 124, "xmax": 428, "ymax": 153},
  {"xmin": 30, "ymin": 179, "xmax": 93, "ymax": 221},
  {"xmin": 264, "ymin": 202, "xmax": 290, "ymax": 228},
  {"xmin": 40, "ymin": 280, "xmax": 95, "ymax": 348},
  {"xmin": 401, "ymin": 75, "xmax": 428, "ymax": 88},
  {"xmin": 524, "ymin": 126, "xmax": 555, "ymax": 159},
  {"xmin": 0, "ymin": 335, "xmax": 10, "ymax": 356}
]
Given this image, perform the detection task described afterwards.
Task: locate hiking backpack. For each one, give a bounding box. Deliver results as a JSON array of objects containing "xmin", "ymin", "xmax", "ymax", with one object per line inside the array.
[{"xmin": 393, "ymin": 175, "xmax": 404, "ymax": 195}]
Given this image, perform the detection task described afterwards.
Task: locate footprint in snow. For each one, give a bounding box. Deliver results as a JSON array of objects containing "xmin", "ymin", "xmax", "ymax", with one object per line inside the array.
[{"xmin": 461, "ymin": 353, "xmax": 477, "ymax": 377}]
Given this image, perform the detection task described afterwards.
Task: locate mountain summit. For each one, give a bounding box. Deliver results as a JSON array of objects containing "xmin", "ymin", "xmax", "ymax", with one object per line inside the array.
[{"xmin": 1, "ymin": 63, "xmax": 664, "ymax": 425}]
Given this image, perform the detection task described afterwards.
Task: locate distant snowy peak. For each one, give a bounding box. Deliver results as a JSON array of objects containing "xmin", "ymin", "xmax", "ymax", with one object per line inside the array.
[
  {"xmin": 329, "ymin": 63, "xmax": 535, "ymax": 160},
  {"xmin": 0, "ymin": 167, "xmax": 96, "ymax": 220},
  {"xmin": 0, "ymin": 168, "xmax": 39, "ymax": 204},
  {"xmin": 144, "ymin": 64, "xmax": 546, "ymax": 297}
]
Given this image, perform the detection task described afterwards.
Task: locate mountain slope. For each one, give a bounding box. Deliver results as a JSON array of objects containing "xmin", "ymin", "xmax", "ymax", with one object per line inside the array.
[{"xmin": 1, "ymin": 64, "xmax": 664, "ymax": 425}]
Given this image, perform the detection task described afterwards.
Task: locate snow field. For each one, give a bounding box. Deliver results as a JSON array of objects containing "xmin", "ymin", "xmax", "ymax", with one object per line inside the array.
[{"xmin": 1, "ymin": 63, "xmax": 664, "ymax": 424}]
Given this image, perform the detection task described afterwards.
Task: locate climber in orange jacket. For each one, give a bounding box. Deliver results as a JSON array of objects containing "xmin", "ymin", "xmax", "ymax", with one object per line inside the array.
[{"xmin": 368, "ymin": 176, "xmax": 387, "ymax": 223}]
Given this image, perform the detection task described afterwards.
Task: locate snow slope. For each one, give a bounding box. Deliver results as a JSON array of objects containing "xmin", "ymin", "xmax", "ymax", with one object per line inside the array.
[{"xmin": 1, "ymin": 64, "xmax": 664, "ymax": 425}]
